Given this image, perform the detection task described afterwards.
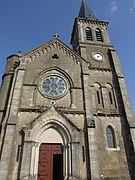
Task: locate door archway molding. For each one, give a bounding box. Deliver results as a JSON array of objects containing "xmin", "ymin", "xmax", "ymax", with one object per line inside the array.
[{"xmin": 21, "ymin": 116, "xmax": 80, "ymax": 180}]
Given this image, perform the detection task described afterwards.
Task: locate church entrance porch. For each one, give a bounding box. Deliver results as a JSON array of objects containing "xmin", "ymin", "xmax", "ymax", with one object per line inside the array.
[
  {"xmin": 20, "ymin": 119, "xmax": 81, "ymax": 180},
  {"xmin": 37, "ymin": 143, "xmax": 63, "ymax": 180}
]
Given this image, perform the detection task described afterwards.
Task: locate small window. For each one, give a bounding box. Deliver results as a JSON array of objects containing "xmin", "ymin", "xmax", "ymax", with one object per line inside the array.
[
  {"xmin": 106, "ymin": 126, "xmax": 116, "ymax": 148},
  {"xmin": 95, "ymin": 28, "xmax": 103, "ymax": 42},
  {"xmin": 94, "ymin": 83, "xmax": 103, "ymax": 108},
  {"xmin": 85, "ymin": 27, "xmax": 93, "ymax": 41},
  {"xmin": 109, "ymin": 91, "xmax": 113, "ymax": 104},
  {"xmin": 105, "ymin": 84, "xmax": 116, "ymax": 107},
  {"xmin": 97, "ymin": 91, "xmax": 101, "ymax": 104}
]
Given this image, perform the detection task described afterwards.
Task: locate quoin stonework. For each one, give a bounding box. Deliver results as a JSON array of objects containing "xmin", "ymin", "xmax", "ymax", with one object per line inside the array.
[{"xmin": 0, "ymin": 0, "xmax": 135, "ymax": 180}]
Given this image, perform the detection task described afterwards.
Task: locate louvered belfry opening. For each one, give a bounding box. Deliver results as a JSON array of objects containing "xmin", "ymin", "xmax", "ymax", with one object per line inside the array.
[
  {"xmin": 95, "ymin": 28, "xmax": 103, "ymax": 42},
  {"xmin": 85, "ymin": 27, "xmax": 93, "ymax": 40}
]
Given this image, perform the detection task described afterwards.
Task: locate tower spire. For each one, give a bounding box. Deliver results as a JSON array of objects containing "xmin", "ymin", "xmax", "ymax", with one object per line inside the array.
[{"xmin": 78, "ymin": 0, "xmax": 97, "ymax": 20}]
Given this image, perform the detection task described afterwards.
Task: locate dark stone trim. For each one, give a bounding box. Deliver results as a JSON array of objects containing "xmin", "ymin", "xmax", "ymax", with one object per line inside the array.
[
  {"xmin": 89, "ymin": 67, "xmax": 112, "ymax": 72},
  {"xmin": 71, "ymin": 142, "xmax": 80, "ymax": 144},
  {"xmin": 0, "ymin": 110, "xmax": 4, "ymax": 113},
  {"xmin": 6, "ymin": 123, "xmax": 16, "ymax": 125},
  {"xmin": 19, "ymin": 107, "xmax": 85, "ymax": 115},
  {"xmin": 23, "ymin": 141, "xmax": 34, "ymax": 143},
  {"xmin": 7, "ymin": 54, "xmax": 20, "ymax": 59},
  {"xmin": 2, "ymin": 72, "xmax": 15, "ymax": 79},
  {"xmin": 77, "ymin": 17, "xmax": 109, "ymax": 26},
  {"xmin": 19, "ymin": 108, "xmax": 45, "ymax": 113},
  {"xmin": 60, "ymin": 110, "xmax": 85, "ymax": 115},
  {"xmin": 93, "ymin": 112, "xmax": 121, "ymax": 117},
  {"xmin": 78, "ymin": 41, "xmax": 113, "ymax": 48},
  {"xmin": 23, "ymin": 84, "xmax": 37, "ymax": 87},
  {"xmin": 117, "ymin": 76, "xmax": 124, "ymax": 79},
  {"xmin": 83, "ymin": 73, "xmax": 89, "ymax": 75},
  {"xmin": 71, "ymin": 87, "xmax": 82, "ymax": 89}
]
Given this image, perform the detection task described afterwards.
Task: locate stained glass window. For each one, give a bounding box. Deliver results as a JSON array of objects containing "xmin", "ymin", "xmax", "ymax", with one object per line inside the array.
[
  {"xmin": 41, "ymin": 76, "xmax": 67, "ymax": 98},
  {"xmin": 106, "ymin": 126, "xmax": 116, "ymax": 148}
]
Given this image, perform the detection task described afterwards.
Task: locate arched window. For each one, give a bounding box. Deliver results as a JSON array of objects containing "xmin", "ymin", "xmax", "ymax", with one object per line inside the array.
[
  {"xmin": 105, "ymin": 84, "xmax": 116, "ymax": 107},
  {"xmin": 95, "ymin": 28, "xmax": 103, "ymax": 42},
  {"xmin": 94, "ymin": 83, "xmax": 103, "ymax": 108},
  {"xmin": 106, "ymin": 126, "xmax": 116, "ymax": 148},
  {"xmin": 85, "ymin": 27, "xmax": 93, "ymax": 41}
]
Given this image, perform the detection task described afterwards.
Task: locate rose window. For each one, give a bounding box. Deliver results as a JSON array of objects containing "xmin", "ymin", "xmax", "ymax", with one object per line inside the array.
[{"xmin": 41, "ymin": 75, "xmax": 67, "ymax": 98}]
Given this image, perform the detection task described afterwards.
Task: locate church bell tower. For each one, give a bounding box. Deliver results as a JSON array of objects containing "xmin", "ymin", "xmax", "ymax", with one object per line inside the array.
[
  {"xmin": 71, "ymin": 0, "xmax": 135, "ymax": 179},
  {"xmin": 0, "ymin": 0, "xmax": 135, "ymax": 179}
]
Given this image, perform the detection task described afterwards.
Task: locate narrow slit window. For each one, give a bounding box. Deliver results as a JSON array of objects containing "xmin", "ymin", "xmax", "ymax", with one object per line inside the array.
[
  {"xmin": 95, "ymin": 28, "xmax": 103, "ymax": 42},
  {"xmin": 109, "ymin": 91, "xmax": 113, "ymax": 104},
  {"xmin": 16, "ymin": 145, "xmax": 21, "ymax": 162},
  {"xmin": 82, "ymin": 146, "xmax": 85, "ymax": 162},
  {"xmin": 85, "ymin": 27, "xmax": 93, "ymax": 41},
  {"xmin": 97, "ymin": 91, "xmax": 101, "ymax": 104},
  {"xmin": 106, "ymin": 126, "xmax": 116, "ymax": 148}
]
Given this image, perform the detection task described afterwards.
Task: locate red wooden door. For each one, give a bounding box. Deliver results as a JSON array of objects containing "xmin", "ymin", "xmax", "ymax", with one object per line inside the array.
[{"xmin": 37, "ymin": 143, "xmax": 63, "ymax": 180}]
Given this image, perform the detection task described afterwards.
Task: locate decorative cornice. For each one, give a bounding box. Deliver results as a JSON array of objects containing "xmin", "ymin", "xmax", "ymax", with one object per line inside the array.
[
  {"xmin": 93, "ymin": 111, "xmax": 121, "ymax": 117},
  {"xmin": 19, "ymin": 108, "xmax": 45, "ymax": 113},
  {"xmin": 79, "ymin": 42, "xmax": 113, "ymax": 48},
  {"xmin": 88, "ymin": 67, "xmax": 112, "ymax": 72},
  {"xmin": 77, "ymin": 17, "xmax": 109, "ymax": 26},
  {"xmin": 59, "ymin": 109, "xmax": 85, "ymax": 115},
  {"xmin": 23, "ymin": 38, "xmax": 82, "ymax": 65},
  {"xmin": 19, "ymin": 106, "xmax": 85, "ymax": 115}
]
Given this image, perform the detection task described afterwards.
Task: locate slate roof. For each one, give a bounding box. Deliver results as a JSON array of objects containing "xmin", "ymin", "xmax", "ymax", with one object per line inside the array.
[{"xmin": 78, "ymin": 0, "xmax": 98, "ymax": 20}]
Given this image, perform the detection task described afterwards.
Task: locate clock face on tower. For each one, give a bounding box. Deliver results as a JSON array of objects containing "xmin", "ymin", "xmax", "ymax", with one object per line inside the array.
[
  {"xmin": 92, "ymin": 52, "xmax": 104, "ymax": 61},
  {"xmin": 41, "ymin": 75, "xmax": 67, "ymax": 98}
]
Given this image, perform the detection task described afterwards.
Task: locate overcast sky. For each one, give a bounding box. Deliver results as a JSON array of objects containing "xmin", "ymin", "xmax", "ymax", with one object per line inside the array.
[{"xmin": 0, "ymin": 0, "xmax": 135, "ymax": 114}]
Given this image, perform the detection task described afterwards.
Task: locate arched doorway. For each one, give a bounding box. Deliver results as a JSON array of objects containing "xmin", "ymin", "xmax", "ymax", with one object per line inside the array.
[
  {"xmin": 21, "ymin": 116, "xmax": 80, "ymax": 180},
  {"xmin": 28, "ymin": 123, "xmax": 72, "ymax": 179},
  {"xmin": 37, "ymin": 128, "xmax": 64, "ymax": 180}
]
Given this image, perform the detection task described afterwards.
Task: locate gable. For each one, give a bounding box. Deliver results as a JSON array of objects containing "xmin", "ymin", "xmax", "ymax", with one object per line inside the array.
[
  {"xmin": 22, "ymin": 38, "xmax": 84, "ymax": 87},
  {"xmin": 24, "ymin": 38, "xmax": 83, "ymax": 64},
  {"xmin": 23, "ymin": 105, "xmax": 80, "ymax": 142},
  {"xmin": 19, "ymin": 39, "xmax": 84, "ymax": 111}
]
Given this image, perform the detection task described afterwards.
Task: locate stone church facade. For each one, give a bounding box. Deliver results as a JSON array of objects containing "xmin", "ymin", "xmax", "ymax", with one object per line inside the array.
[{"xmin": 0, "ymin": 1, "xmax": 135, "ymax": 180}]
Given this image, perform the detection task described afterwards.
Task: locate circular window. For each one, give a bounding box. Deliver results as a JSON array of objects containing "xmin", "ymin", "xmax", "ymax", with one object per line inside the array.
[{"xmin": 41, "ymin": 75, "xmax": 67, "ymax": 98}]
